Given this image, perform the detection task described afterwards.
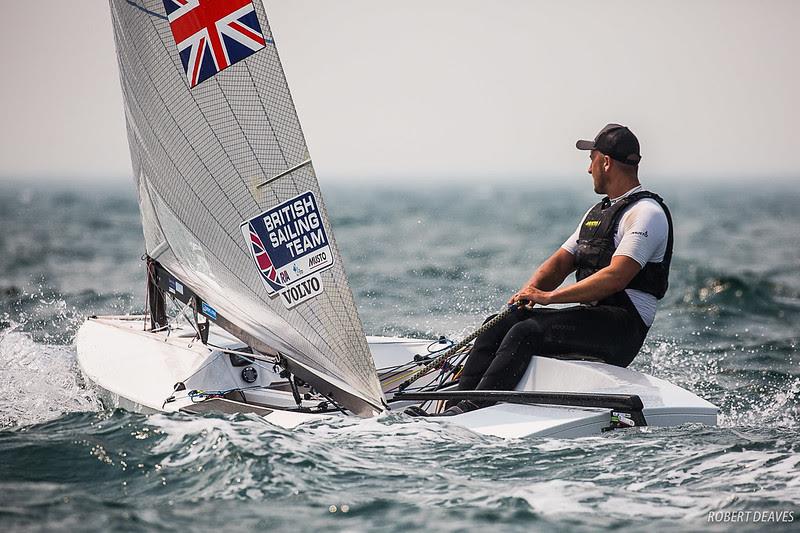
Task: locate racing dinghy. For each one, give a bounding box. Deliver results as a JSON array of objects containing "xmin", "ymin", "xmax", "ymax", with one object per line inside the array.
[
  {"xmin": 76, "ymin": 0, "xmax": 717, "ymax": 439},
  {"xmin": 78, "ymin": 313, "xmax": 717, "ymax": 439}
]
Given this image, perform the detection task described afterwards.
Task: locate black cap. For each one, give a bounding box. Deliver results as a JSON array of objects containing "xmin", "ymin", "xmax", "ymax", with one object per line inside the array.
[{"xmin": 576, "ymin": 124, "xmax": 641, "ymax": 166}]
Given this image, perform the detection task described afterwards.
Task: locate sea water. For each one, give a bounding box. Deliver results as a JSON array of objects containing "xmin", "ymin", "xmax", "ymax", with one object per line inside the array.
[{"xmin": 0, "ymin": 179, "xmax": 798, "ymax": 531}]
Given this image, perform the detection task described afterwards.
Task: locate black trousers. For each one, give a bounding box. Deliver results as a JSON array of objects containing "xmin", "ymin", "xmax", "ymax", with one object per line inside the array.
[{"xmin": 456, "ymin": 301, "xmax": 649, "ymax": 394}]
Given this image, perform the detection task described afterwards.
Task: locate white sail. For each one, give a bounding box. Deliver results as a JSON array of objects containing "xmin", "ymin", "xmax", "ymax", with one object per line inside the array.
[{"xmin": 109, "ymin": 0, "xmax": 383, "ymax": 415}]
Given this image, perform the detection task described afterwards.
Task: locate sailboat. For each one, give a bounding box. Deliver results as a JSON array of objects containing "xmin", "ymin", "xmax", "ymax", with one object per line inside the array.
[{"xmin": 76, "ymin": 0, "xmax": 717, "ymax": 439}]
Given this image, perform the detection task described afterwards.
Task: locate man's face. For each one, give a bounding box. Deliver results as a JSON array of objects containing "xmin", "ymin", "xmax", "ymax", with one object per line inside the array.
[{"xmin": 587, "ymin": 150, "xmax": 607, "ymax": 194}]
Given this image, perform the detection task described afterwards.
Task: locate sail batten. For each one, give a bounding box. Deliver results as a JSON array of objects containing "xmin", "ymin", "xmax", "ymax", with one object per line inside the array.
[{"xmin": 109, "ymin": 0, "xmax": 384, "ymax": 414}]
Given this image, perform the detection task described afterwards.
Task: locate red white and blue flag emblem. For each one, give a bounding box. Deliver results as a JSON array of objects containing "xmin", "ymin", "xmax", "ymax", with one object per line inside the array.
[
  {"xmin": 247, "ymin": 222, "xmax": 284, "ymax": 292},
  {"xmin": 163, "ymin": 0, "xmax": 267, "ymax": 87}
]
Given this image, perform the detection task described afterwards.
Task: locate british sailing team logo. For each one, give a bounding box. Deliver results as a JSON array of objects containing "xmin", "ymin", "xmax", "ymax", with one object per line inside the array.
[
  {"xmin": 163, "ymin": 0, "xmax": 267, "ymax": 88},
  {"xmin": 242, "ymin": 191, "xmax": 335, "ymax": 308}
]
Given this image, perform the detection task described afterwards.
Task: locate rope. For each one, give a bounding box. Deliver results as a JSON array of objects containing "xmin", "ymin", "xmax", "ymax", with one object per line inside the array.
[
  {"xmin": 377, "ymin": 338, "xmax": 456, "ymax": 388},
  {"xmin": 396, "ymin": 302, "xmax": 521, "ymax": 391},
  {"xmin": 380, "ymin": 343, "xmax": 471, "ymax": 392}
]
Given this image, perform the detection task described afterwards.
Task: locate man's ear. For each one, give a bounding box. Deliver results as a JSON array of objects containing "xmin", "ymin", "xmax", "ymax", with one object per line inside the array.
[{"xmin": 603, "ymin": 155, "xmax": 612, "ymax": 172}]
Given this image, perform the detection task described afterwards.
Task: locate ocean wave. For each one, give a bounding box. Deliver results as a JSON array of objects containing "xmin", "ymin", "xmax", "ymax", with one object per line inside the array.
[
  {"xmin": 1, "ymin": 410, "xmax": 798, "ymax": 532},
  {"xmin": 673, "ymin": 267, "xmax": 800, "ymax": 319},
  {"xmin": 1, "ymin": 287, "xmax": 138, "ymax": 345},
  {"xmin": 637, "ymin": 338, "xmax": 799, "ymax": 430}
]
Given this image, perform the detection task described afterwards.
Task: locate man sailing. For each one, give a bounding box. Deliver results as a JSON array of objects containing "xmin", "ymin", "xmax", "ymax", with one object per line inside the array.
[{"xmin": 443, "ymin": 124, "xmax": 673, "ymax": 415}]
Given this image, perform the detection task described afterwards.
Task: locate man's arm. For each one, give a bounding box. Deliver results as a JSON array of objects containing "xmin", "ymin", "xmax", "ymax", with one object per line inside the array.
[
  {"xmin": 514, "ymin": 255, "xmax": 642, "ymax": 306},
  {"xmin": 513, "ymin": 199, "xmax": 667, "ymax": 307},
  {"xmin": 508, "ymin": 248, "xmax": 576, "ymax": 303}
]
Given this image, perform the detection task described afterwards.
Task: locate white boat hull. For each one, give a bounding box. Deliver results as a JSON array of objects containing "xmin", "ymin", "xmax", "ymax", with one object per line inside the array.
[{"xmin": 76, "ymin": 316, "xmax": 717, "ymax": 439}]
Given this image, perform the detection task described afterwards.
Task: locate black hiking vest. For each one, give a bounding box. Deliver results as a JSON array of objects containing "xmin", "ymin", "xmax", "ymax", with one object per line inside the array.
[{"xmin": 574, "ymin": 191, "xmax": 673, "ymax": 300}]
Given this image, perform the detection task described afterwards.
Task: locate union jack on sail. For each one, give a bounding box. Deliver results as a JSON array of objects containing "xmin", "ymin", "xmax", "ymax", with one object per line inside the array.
[
  {"xmin": 247, "ymin": 223, "xmax": 284, "ymax": 292},
  {"xmin": 163, "ymin": 0, "xmax": 267, "ymax": 87}
]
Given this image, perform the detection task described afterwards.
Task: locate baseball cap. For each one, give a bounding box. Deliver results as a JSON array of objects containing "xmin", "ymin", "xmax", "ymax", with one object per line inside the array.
[{"xmin": 576, "ymin": 124, "xmax": 642, "ymax": 166}]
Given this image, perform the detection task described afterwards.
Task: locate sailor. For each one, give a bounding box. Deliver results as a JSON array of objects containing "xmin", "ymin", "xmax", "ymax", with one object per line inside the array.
[{"xmin": 444, "ymin": 124, "xmax": 673, "ymax": 415}]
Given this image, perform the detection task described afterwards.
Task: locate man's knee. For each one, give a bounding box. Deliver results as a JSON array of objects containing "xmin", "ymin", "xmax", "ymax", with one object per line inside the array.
[{"xmin": 505, "ymin": 318, "xmax": 544, "ymax": 345}]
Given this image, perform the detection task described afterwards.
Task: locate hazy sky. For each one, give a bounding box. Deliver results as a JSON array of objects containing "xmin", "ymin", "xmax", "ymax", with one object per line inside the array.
[{"xmin": 1, "ymin": 1, "xmax": 798, "ymax": 183}]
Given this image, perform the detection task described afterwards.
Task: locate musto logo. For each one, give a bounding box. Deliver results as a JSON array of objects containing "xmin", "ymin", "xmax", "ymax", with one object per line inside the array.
[{"xmin": 242, "ymin": 191, "xmax": 334, "ymax": 308}]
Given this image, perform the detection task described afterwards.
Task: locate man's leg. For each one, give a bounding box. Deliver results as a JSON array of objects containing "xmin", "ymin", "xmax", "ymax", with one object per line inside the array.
[
  {"xmin": 475, "ymin": 305, "xmax": 648, "ymax": 392},
  {"xmin": 456, "ymin": 306, "xmax": 532, "ymax": 391}
]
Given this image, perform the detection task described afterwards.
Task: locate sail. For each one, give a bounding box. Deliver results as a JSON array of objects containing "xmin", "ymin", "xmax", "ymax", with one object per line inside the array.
[{"xmin": 109, "ymin": 0, "xmax": 383, "ymax": 415}]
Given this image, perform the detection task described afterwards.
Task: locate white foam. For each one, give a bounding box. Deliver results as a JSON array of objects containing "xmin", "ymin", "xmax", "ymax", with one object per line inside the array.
[{"xmin": 0, "ymin": 326, "xmax": 101, "ymax": 427}]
